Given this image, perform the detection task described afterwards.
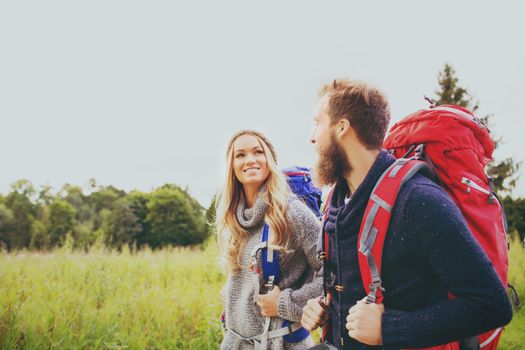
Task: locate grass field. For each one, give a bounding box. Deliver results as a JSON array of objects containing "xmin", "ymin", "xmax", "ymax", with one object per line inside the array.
[{"xmin": 0, "ymin": 240, "xmax": 523, "ymax": 349}]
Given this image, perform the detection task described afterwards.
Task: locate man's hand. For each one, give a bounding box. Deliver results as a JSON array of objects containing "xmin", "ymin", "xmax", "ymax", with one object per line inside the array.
[
  {"xmin": 301, "ymin": 293, "xmax": 331, "ymax": 331},
  {"xmin": 346, "ymin": 296, "xmax": 384, "ymax": 345},
  {"xmin": 257, "ymin": 286, "xmax": 281, "ymax": 317}
]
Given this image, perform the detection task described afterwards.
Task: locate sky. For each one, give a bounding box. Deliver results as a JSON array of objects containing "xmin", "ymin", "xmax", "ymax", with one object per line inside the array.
[{"xmin": 1, "ymin": 1, "xmax": 524, "ymax": 207}]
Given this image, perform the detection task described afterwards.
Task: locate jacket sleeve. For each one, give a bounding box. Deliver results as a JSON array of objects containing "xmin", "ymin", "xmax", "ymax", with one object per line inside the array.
[
  {"xmin": 277, "ymin": 200, "xmax": 323, "ymax": 322},
  {"xmin": 381, "ymin": 183, "xmax": 513, "ymax": 348}
]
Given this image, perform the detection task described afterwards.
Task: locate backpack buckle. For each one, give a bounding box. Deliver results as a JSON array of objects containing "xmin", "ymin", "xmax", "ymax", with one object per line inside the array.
[
  {"xmin": 249, "ymin": 241, "xmax": 269, "ymax": 274},
  {"xmin": 316, "ymin": 251, "xmax": 326, "ymax": 261},
  {"xmin": 367, "ymin": 279, "xmax": 385, "ymax": 304},
  {"xmin": 414, "ymin": 144, "xmax": 426, "ymax": 159},
  {"xmin": 265, "ymin": 275, "xmax": 275, "ymax": 290},
  {"xmin": 369, "ymin": 277, "xmax": 385, "ymax": 295}
]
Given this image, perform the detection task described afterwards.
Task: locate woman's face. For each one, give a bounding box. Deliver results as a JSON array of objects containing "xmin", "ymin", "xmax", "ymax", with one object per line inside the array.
[{"xmin": 232, "ymin": 134, "xmax": 270, "ymax": 189}]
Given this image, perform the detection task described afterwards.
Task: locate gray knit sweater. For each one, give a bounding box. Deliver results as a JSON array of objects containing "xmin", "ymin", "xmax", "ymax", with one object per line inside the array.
[{"xmin": 220, "ymin": 194, "xmax": 323, "ymax": 350}]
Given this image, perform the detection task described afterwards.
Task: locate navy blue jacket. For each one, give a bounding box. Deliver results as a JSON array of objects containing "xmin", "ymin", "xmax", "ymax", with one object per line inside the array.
[{"xmin": 324, "ymin": 150, "xmax": 512, "ymax": 349}]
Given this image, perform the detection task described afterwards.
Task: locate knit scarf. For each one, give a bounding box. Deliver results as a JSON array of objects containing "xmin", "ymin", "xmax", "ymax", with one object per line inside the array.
[{"xmin": 236, "ymin": 187, "xmax": 269, "ymax": 230}]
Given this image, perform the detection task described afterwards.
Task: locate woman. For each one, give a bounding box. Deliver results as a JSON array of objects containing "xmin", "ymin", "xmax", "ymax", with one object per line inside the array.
[{"xmin": 216, "ymin": 130, "xmax": 322, "ymax": 350}]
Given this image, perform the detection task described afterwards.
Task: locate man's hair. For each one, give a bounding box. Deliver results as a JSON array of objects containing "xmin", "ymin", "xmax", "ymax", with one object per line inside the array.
[{"xmin": 320, "ymin": 79, "xmax": 391, "ymax": 150}]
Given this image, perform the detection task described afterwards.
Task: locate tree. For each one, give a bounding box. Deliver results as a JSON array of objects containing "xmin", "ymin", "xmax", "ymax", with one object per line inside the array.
[
  {"xmin": 106, "ymin": 192, "xmax": 149, "ymax": 248},
  {"xmin": 434, "ymin": 64, "xmax": 520, "ymax": 196},
  {"xmin": 205, "ymin": 195, "xmax": 217, "ymax": 236},
  {"xmin": 87, "ymin": 185, "xmax": 126, "ymax": 213},
  {"xmin": 145, "ymin": 185, "xmax": 207, "ymax": 248},
  {"xmin": 502, "ymin": 197, "xmax": 525, "ymax": 242},
  {"xmin": 48, "ymin": 199, "xmax": 77, "ymax": 246},
  {"xmin": 30, "ymin": 220, "xmax": 49, "ymax": 249},
  {"xmin": 4, "ymin": 180, "xmax": 37, "ymax": 249},
  {"xmin": 0, "ymin": 204, "xmax": 14, "ymax": 248}
]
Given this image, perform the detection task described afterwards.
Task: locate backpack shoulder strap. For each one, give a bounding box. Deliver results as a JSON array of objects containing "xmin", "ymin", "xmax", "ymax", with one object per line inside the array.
[
  {"xmin": 358, "ymin": 158, "xmax": 430, "ymax": 304},
  {"xmin": 318, "ymin": 186, "xmax": 335, "ymax": 343},
  {"xmin": 261, "ymin": 223, "xmax": 280, "ymax": 286},
  {"xmin": 317, "ymin": 186, "xmax": 336, "ymax": 274}
]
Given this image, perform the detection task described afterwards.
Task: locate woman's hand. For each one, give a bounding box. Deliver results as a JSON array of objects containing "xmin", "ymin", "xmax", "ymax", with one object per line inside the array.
[{"xmin": 257, "ymin": 285, "xmax": 281, "ymax": 317}]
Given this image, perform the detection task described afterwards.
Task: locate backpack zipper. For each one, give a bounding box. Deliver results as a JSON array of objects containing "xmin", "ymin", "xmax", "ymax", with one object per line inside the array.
[
  {"xmin": 461, "ymin": 177, "xmax": 490, "ymax": 195},
  {"xmin": 434, "ymin": 106, "xmax": 488, "ymax": 129}
]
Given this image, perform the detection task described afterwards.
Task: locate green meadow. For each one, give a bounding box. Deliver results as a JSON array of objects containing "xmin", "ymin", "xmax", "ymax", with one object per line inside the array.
[{"xmin": 0, "ymin": 240, "xmax": 523, "ymax": 349}]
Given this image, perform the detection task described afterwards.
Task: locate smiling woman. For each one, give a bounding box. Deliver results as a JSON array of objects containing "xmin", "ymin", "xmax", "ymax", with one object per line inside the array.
[
  {"xmin": 232, "ymin": 134, "xmax": 271, "ymax": 207},
  {"xmin": 215, "ymin": 129, "xmax": 322, "ymax": 349}
]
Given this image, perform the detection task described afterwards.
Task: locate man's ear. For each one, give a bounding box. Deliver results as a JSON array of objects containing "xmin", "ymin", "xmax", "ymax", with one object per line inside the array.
[{"xmin": 336, "ymin": 119, "xmax": 351, "ymax": 139}]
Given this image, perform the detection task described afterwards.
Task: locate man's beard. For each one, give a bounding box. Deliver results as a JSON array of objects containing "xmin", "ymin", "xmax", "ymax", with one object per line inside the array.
[{"xmin": 314, "ymin": 136, "xmax": 352, "ymax": 187}]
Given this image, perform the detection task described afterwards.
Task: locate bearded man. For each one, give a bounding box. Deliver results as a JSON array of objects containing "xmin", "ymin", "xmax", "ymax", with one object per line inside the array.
[{"xmin": 300, "ymin": 79, "xmax": 512, "ymax": 349}]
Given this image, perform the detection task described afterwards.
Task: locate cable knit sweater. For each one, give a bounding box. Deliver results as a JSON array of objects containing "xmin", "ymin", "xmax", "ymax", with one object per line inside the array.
[{"xmin": 220, "ymin": 193, "xmax": 323, "ymax": 350}]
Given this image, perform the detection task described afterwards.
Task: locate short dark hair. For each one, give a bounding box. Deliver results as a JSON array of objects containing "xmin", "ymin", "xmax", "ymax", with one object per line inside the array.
[{"xmin": 320, "ymin": 79, "xmax": 390, "ymax": 150}]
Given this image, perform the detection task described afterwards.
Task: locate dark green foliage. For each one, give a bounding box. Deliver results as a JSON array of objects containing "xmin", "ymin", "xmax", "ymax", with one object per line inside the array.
[
  {"xmin": 0, "ymin": 203, "xmax": 14, "ymax": 249},
  {"xmin": 4, "ymin": 180, "xmax": 37, "ymax": 249},
  {"xmin": 48, "ymin": 199, "xmax": 77, "ymax": 246},
  {"xmin": 205, "ymin": 195, "xmax": 217, "ymax": 236},
  {"xmin": 107, "ymin": 191, "xmax": 149, "ymax": 248},
  {"xmin": 145, "ymin": 185, "xmax": 207, "ymax": 248},
  {"xmin": 0, "ymin": 180, "xmax": 207, "ymax": 250},
  {"xmin": 503, "ymin": 196, "xmax": 525, "ymax": 242}
]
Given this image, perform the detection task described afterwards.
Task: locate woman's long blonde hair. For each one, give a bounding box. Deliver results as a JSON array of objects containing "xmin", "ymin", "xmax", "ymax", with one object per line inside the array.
[{"xmin": 216, "ymin": 130, "xmax": 292, "ymax": 274}]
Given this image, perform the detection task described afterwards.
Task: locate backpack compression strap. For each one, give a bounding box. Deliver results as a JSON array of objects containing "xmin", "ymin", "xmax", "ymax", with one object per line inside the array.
[{"xmin": 358, "ymin": 158, "xmax": 430, "ymax": 304}]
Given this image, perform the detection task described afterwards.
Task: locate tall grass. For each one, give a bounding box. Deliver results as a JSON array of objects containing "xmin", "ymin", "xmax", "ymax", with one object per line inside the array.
[
  {"xmin": 0, "ymin": 239, "xmax": 523, "ymax": 349},
  {"xmin": 0, "ymin": 245, "xmax": 224, "ymax": 350},
  {"xmin": 500, "ymin": 238, "xmax": 525, "ymax": 350}
]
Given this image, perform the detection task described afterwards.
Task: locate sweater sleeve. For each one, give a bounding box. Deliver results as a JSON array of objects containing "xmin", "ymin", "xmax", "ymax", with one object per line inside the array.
[
  {"xmin": 277, "ymin": 200, "xmax": 323, "ymax": 322},
  {"xmin": 381, "ymin": 183, "xmax": 513, "ymax": 348}
]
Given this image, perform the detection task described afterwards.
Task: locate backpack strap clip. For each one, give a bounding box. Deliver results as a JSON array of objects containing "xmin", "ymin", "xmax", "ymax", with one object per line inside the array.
[
  {"xmin": 367, "ymin": 278, "xmax": 385, "ymax": 304},
  {"xmin": 264, "ymin": 275, "xmax": 275, "ymax": 290}
]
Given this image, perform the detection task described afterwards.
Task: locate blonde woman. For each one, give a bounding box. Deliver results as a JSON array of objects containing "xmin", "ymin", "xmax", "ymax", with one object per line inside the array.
[{"xmin": 216, "ymin": 130, "xmax": 322, "ymax": 350}]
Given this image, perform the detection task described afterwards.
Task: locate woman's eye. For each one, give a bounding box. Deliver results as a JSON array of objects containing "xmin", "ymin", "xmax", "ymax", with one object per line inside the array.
[
  {"xmin": 235, "ymin": 153, "xmax": 244, "ymax": 158},
  {"xmin": 256, "ymin": 150, "xmax": 264, "ymax": 155}
]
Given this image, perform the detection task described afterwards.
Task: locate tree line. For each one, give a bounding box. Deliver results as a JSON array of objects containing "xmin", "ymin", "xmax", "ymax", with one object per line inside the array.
[{"xmin": 0, "ymin": 180, "xmax": 212, "ymax": 251}]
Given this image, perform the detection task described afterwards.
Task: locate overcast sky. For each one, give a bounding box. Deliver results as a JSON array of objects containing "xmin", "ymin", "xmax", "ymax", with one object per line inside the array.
[{"xmin": 1, "ymin": 1, "xmax": 524, "ymax": 207}]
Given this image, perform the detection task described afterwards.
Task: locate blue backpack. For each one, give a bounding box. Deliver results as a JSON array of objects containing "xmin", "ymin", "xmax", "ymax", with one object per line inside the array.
[{"xmin": 282, "ymin": 166, "xmax": 322, "ymax": 218}]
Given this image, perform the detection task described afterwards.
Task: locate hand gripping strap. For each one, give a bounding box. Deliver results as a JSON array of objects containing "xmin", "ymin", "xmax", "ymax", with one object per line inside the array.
[
  {"xmin": 260, "ymin": 224, "xmax": 310, "ymax": 343},
  {"xmin": 358, "ymin": 159, "xmax": 430, "ymax": 304}
]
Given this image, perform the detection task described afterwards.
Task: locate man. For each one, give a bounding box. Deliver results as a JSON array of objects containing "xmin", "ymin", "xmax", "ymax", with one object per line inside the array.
[{"xmin": 301, "ymin": 79, "xmax": 512, "ymax": 349}]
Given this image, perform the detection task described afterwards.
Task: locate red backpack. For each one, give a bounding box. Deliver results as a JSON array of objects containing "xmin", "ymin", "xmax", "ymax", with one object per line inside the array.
[{"xmin": 352, "ymin": 104, "xmax": 508, "ymax": 349}]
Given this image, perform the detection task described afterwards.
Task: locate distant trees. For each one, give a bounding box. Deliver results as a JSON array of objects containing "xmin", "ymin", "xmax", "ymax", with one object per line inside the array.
[{"xmin": 0, "ymin": 180, "xmax": 210, "ymax": 251}]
